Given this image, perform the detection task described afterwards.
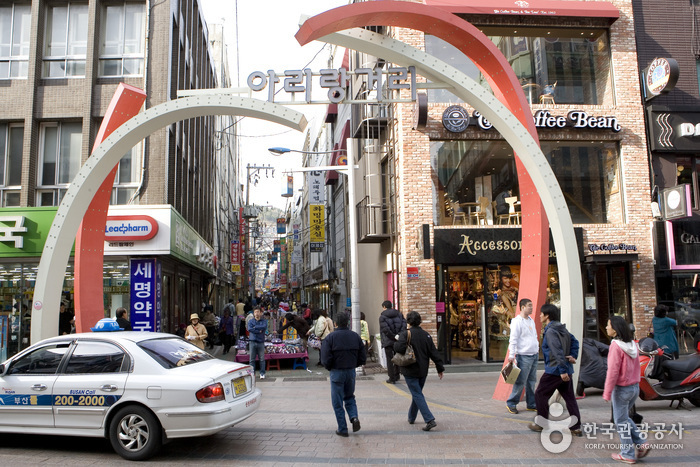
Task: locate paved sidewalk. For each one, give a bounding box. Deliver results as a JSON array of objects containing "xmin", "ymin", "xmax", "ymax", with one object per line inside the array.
[
  {"xmin": 1, "ymin": 347, "xmax": 696, "ymax": 465},
  {"xmin": 161, "ymin": 354, "xmax": 700, "ymax": 466}
]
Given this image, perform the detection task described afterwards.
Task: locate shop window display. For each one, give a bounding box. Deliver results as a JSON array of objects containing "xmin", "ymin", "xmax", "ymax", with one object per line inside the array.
[{"xmin": 432, "ymin": 141, "xmax": 622, "ymax": 225}]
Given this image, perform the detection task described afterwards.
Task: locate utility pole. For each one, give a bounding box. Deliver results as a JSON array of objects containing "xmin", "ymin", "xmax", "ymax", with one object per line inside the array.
[{"xmin": 244, "ymin": 164, "xmax": 275, "ymax": 300}]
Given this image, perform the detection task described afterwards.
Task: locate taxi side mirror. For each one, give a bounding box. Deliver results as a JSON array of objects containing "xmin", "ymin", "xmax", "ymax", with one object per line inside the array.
[{"xmin": 0, "ymin": 363, "xmax": 5, "ymax": 375}]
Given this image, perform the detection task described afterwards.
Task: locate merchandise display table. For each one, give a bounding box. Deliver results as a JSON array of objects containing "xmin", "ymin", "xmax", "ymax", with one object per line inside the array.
[{"xmin": 235, "ymin": 351, "xmax": 309, "ymax": 371}]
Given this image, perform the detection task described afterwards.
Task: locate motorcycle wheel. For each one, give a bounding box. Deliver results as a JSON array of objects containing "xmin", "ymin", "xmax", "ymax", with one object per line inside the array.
[{"xmin": 689, "ymin": 395, "xmax": 700, "ymax": 407}]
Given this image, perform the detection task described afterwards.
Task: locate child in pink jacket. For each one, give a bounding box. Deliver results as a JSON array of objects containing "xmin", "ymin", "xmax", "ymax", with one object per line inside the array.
[{"xmin": 604, "ymin": 316, "xmax": 650, "ymax": 464}]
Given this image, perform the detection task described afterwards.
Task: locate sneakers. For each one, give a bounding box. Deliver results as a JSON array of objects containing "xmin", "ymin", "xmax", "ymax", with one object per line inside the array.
[
  {"xmin": 351, "ymin": 417, "xmax": 361, "ymax": 432},
  {"xmin": 637, "ymin": 444, "xmax": 651, "ymax": 459},
  {"xmin": 611, "ymin": 453, "xmax": 636, "ymax": 464},
  {"xmin": 386, "ymin": 379, "xmax": 397, "ymax": 384},
  {"xmin": 527, "ymin": 423, "xmax": 543, "ymax": 432},
  {"xmin": 526, "ymin": 407, "xmax": 537, "ymax": 412},
  {"xmin": 260, "ymin": 374, "xmax": 266, "ymax": 379},
  {"xmin": 571, "ymin": 428, "xmax": 583, "ymax": 437},
  {"xmin": 422, "ymin": 420, "xmax": 437, "ymax": 431},
  {"xmin": 408, "ymin": 419, "xmax": 415, "ymax": 425},
  {"xmin": 335, "ymin": 430, "xmax": 349, "ymax": 437},
  {"xmin": 506, "ymin": 405, "xmax": 519, "ymax": 414}
]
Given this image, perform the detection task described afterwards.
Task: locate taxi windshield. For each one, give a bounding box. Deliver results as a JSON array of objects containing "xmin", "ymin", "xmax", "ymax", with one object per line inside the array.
[{"xmin": 138, "ymin": 337, "xmax": 214, "ymax": 369}]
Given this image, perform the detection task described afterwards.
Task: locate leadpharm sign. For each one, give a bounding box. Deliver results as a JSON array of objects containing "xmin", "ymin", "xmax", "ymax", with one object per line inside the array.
[{"xmin": 104, "ymin": 215, "xmax": 159, "ymax": 241}]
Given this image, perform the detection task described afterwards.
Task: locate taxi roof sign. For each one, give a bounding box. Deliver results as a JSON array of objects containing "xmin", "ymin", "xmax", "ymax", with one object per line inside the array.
[{"xmin": 91, "ymin": 318, "xmax": 124, "ymax": 332}]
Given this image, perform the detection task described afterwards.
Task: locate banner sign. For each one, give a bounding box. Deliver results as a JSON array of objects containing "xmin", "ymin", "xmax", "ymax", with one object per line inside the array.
[
  {"xmin": 310, "ymin": 204, "xmax": 325, "ymax": 252},
  {"xmin": 277, "ymin": 218, "xmax": 286, "ymax": 234},
  {"xmin": 231, "ymin": 240, "xmax": 241, "ymax": 274},
  {"xmin": 129, "ymin": 258, "xmax": 161, "ymax": 332},
  {"xmin": 307, "ymin": 171, "xmax": 325, "ymax": 204}
]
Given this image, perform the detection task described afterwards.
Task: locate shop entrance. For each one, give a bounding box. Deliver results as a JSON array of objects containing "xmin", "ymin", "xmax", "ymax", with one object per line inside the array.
[
  {"xmin": 584, "ymin": 262, "xmax": 632, "ymax": 342},
  {"xmin": 445, "ymin": 266, "xmax": 485, "ymax": 364}
]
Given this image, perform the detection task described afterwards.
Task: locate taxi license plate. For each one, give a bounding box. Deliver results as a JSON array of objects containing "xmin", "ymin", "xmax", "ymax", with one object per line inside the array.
[{"xmin": 232, "ymin": 377, "xmax": 247, "ymax": 396}]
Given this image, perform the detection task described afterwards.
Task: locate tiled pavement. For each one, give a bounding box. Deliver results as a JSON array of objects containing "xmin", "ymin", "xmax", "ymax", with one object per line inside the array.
[{"xmin": 0, "ymin": 349, "xmax": 697, "ymax": 466}]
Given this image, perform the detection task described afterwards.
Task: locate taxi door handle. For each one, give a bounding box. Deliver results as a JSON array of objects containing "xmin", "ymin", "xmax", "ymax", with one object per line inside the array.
[
  {"xmin": 101, "ymin": 384, "xmax": 118, "ymax": 392},
  {"xmin": 31, "ymin": 384, "xmax": 47, "ymax": 391}
]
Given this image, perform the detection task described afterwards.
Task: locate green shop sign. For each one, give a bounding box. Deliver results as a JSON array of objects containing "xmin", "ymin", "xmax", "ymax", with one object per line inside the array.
[{"xmin": 0, "ymin": 207, "xmax": 69, "ymax": 257}]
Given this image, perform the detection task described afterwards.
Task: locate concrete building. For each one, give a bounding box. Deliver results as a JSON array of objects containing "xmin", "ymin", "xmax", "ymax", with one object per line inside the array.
[{"xmin": 0, "ymin": 0, "xmax": 238, "ymax": 357}]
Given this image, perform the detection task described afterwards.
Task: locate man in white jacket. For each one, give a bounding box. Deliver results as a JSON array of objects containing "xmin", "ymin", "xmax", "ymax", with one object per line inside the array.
[{"xmin": 506, "ymin": 298, "xmax": 540, "ymax": 414}]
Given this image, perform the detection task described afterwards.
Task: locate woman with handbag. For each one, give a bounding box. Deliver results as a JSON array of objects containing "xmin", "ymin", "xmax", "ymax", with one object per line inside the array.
[
  {"xmin": 394, "ymin": 311, "xmax": 445, "ymax": 431},
  {"xmin": 311, "ymin": 309, "xmax": 333, "ymax": 365}
]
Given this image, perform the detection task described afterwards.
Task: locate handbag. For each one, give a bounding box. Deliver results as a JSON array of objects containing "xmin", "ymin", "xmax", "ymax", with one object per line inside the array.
[
  {"xmin": 501, "ymin": 361, "xmax": 521, "ymax": 384},
  {"xmin": 391, "ymin": 330, "xmax": 416, "ymax": 367}
]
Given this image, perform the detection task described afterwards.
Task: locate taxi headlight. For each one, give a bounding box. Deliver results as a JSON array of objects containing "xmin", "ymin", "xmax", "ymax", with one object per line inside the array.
[{"xmin": 196, "ymin": 383, "xmax": 225, "ymax": 403}]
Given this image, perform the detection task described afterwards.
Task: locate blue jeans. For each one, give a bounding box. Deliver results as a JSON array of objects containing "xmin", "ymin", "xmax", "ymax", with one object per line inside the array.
[
  {"xmin": 405, "ymin": 376, "xmax": 435, "ymax": 423},
  {"xmin": 330, "ymin": 368, "xmax": 358, "ymax": 433},
  {"xmin": 506, "ymin": 353, "xmax": 538, "ymax": 409},
  {"xmin": 612, "ymin": 384, "xmax": 644, "ymax": 459},
  {"xmin": 248, "ymin": 341, "xmax": 266, "ymax": 376}
]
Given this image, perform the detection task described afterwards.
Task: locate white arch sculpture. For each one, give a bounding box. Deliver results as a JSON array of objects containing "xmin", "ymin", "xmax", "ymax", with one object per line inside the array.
[{"xmin": 31, "ymin": 96, "xmax": 307, "ymax": 342}]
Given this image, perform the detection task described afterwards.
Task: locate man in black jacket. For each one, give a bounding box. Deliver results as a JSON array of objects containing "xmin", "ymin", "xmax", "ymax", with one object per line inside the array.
[
  {"xmin": 379, "ymin": 300, "xmax": 406, "ymax": 384},
  {"xmin": 321, "ymin": 312, "xmax": 366, "ymax": 437}
]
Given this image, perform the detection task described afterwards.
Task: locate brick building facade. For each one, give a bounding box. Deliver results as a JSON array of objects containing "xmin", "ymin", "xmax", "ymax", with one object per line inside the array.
[{"xmin": 341, "ymin": 0, "xmax": 656, "ymax": 364}]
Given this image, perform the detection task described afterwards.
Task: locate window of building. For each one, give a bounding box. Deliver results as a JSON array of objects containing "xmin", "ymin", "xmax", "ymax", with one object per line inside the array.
[
  {"xmin": 0, "ymin": 123, "xmax": 23, "ymax": 206},
  {"xmin": 111, "ymin": 141, "xmax": 142, "ymax": 205},
  {"xmin": 431, "ymin": 140, "xmax": 622, "ymax": 225},
  {"xmin": 0, "ymin": 3, "xmax": 31, "ymax": 79},
  {"xmin": 43, "ymin": 2, "xmax": 88, "ymax": 78},
  {"xmin": 426, "ymin": 27, "xmax": 613, "ymax": 105},
  {"xmin": 99, "ymin": 2, "xmax": 145, "ymax": 77},
  {"xmin": 37, "ymin": 122, "xmax": 82, "ymax": 206}
]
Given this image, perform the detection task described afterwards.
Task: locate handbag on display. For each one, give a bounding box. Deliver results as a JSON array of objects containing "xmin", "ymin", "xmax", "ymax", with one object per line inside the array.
[
  {"xmin": 501, "ymin": 361, "xmax": 521, "ymax": 384},
  {"xmin": 391, "ymin": 330, "xmax": 416, "ymax": 367}
]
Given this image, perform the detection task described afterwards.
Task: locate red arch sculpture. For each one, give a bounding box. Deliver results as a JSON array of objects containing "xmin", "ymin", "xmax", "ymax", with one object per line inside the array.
[{"xmin": 296, "ymin": 0, "xmax": 549, "ymax": 399}]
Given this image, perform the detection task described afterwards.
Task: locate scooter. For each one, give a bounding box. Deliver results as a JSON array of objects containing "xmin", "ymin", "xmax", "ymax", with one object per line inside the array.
[{"xmin": 637, "ymin": 336, "xmax": 700, "ymax": 408}]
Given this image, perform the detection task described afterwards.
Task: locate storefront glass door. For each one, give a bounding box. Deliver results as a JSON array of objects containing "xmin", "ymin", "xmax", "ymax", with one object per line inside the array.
[{"xmin": 445, "ymin": 266, "xmax": 484, "ymax": 364}]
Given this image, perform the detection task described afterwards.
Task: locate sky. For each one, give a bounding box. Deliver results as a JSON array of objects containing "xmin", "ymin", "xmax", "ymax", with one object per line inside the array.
[{"xmin": 200, "ymin": 0, "xmax": 349, "ymax": 210}]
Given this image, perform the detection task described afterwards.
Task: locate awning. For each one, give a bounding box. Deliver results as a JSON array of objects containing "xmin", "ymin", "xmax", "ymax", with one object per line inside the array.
[
  {"xmin": 426, "ymin": 0, "xmax": 619, "ymax": 19},
  {"xmin": 584, "ymin": 254, "xmax": 639, "ymax": 264}
]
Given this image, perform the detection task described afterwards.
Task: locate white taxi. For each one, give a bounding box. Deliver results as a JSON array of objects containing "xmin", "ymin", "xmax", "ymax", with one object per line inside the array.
[{"xmin": 0, "ymin": 325, "xmax": 261, "ymax": 460}]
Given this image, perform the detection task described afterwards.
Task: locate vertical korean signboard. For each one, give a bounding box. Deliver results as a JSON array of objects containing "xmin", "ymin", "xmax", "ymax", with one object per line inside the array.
[
  {"xmin": 307, "ymin": 171, "xmax": 325, "ymax": 204},
  {"xmin": 309, "ymin": 204, "xmax": 325, "ymax": 252},
  {"xmin": 231, "ymin": 240, "xmax": 241, "ymax": 274},
  {"xmin": 277, "ymin": 218, "xmax": 286, "ymax": 234},
  {"xmin": 130, "ymin": 258, "xmax": 161, "ymax": 332}
]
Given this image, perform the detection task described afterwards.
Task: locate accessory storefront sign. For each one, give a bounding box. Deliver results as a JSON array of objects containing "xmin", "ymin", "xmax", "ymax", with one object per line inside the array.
[{"xmin": 433, "ymin": 228, "xmax": 583, "ymax": 264}]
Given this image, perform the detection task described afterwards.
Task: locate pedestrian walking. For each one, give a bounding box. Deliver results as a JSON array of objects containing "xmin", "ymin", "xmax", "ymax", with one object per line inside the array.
[
  {"xmin": 604, "ymin": 316, "xmax": 651, "ymax": 464},
  {"xmin": 380, "ymin": 300, "xmax": 406, "ymax": 384},
  {"xmin": 528, "ymin": 304, "xmax": 582, "ymax": 436},
  {"xmin": 312, "ymin": 309, "xmax": 333, "ymax": 365},
  {"xmin": 506, "ymin": 298, "xmax": 539, "ymax": 414},
  {"xmin": 247, "ymin": 307, "xmax": 267, "ymax": 379},
  {"xmin": 321, "ymin": 311, "xmax": 366, "ymax": 437},
  {"xmin": 185, "ymin": 313, "xmax": 207, "ymax": 350},
  {"xmin": 394, "ymin": 310, "xmax": 444, "ymax": 432},
  {"xmin": 220, "ymin": 308, "xmax": 235, "ymax": 355}
]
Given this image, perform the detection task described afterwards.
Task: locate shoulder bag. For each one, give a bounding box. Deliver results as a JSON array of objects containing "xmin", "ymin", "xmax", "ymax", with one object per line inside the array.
[{"xmin": 391, "ymin": 330, "xmax": 416, "ymax": 366}]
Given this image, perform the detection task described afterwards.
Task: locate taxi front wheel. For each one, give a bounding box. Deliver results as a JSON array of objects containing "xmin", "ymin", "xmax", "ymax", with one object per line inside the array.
[{"xmin": 109, "ymin": 405, "xmax": 162, "ymax": 461}]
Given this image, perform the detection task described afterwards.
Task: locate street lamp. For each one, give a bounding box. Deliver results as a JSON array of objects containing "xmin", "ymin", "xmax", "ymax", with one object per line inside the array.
[{"xmin": 269, "ymin": 144, "xmax": 361, "ymax": 337}]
